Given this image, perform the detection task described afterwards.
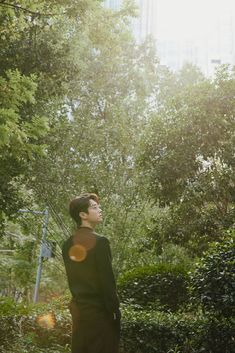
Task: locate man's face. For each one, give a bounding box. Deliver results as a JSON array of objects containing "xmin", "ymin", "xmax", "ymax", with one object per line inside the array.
[{"xmin": 85, "ymin": 199, "xmax": 102, "ymax": 227}]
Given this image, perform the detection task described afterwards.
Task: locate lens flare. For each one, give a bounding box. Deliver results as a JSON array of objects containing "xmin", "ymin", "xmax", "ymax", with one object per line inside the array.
[
  {"xmin": 36, "ymin": 313, "xmax": 56, "ymax": 329},
  {"xmin": 69, "ymin": 244, "xmax": 87, "ymax": 262}
]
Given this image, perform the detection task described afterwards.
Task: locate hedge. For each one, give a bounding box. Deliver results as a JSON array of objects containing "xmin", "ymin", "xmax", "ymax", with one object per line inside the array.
[
  {"xmin": 189, "ymin": 232, "xmax": 235, "ymax": 317},
  {"xmin": 121, "ymin": 307, "xmax": 235, "ymax": 353},
  {"xmin": 1, "ymin": 304, "xmax": 235, "ymax": 353},
  {"xmin": 118, "ymin": 263, "xmax": 189, "ymax": 311},
  {"xmin": 0, "ymin": 296, "xmax": 71, "ymax": 352}
]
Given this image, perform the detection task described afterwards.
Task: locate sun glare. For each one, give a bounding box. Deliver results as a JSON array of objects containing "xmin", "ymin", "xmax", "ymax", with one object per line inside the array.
[
  {"xmin": 36, "ymin": 313, "xmax": 56, "ymax": 330},
  {"xmin": 69, "ymin": 244, "xmax": 87, "ymax": 262},
  {"xmin": 155, "ymin": 0, "xmax": 235, "ymax": 41}
]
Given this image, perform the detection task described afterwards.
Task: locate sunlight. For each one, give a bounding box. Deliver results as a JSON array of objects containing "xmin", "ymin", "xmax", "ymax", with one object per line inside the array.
[
  {"xmin": 36, "ymin": 313, "xmax": 56, "ymax": 330},
  {"xmin": 69, "ymin": 244, "xmax": 87, "ymax": 262},
  {"xmin": 155, "ymin": 0, "xmax": 235, "ymax": 41}
]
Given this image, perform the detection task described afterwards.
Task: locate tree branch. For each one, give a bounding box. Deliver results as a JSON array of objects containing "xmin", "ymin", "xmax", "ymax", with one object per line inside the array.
[{"xmin": 0, "ymin": 1, "xmax": 61, "ymax": 17}]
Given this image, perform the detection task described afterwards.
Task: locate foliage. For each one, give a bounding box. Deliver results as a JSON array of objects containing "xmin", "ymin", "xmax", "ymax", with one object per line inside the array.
[
  {"xmin": 1, "ymin": 297, "xmax": 235, "ymax": 353},
  {"xmin": 0, "ymin": 214, "xmax": 69, "ymax": 301},
  {"xmin": 0, "ymin": 0, "xmax": 106, "ymax": 234},
  {"xmin": 0, "ymin": 297, "xmax": 32, "ymax": 350},
  {"xmin": 0, "ymin": 296, "xmax": 31, "ymax": 316},
  {"xmin": 0, "ymin": 295, "xmax": 71, "ymax": 352},
  {"xmin": 139, "ymin": 64, "xmax": 235, "ymax": 253},
  {"xmin": 118, "ymin": 263, "xmax": 189, "ymax": 311},
  {"xmin": 189, "ymin": 231, "xmax": 235, "ymax": 317},
  {"xmin": 121, "ymin": 306, "xmax": 235, "ymax": 353},
  {"xmin": 0, "ymin": 69, "xmax": 48, "ymax": 229},
  {"xmin": 156, "ymin": 242, "xmax": 195, "ymax": 267},
  {"xmin": 1, "ymin": 5, "xmax": 235, "ymax": 353},
  {"xmin": 1, "ymin": 343, "xmax": 70, "ymax": 353},
  {"xmin": 23, "ymin": 2, "xmax": 159, "ymax": 275},
  {"xmin": 0, "ymin": 0, "xmax": 160, "ymax": 296},
  {"xmin": 3, "ymin": 0, "xmax": 235, "ymax": 318}
]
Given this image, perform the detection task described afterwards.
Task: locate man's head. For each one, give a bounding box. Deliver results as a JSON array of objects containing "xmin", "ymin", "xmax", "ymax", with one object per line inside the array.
[{"xmin": 69, "ymin": 193, "xmax": 102, "ymax": 228}]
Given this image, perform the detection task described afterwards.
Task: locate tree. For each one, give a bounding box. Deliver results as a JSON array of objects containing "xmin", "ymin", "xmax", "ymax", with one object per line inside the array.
[
  {"xmin": 190, "ymin": 230, "xmax": 235, "ymax": 317},
  {"xmin": 25, "ymin": 3, "xmax": 160, "ymax": 274},
  {"xmin": 0, "ymin": 0, "xmax": 102, "ymax": 232},
  {"xmin": 0, "ymin": 0, "xmax": 160, "ymax": 289},
  {"xmin": 139, "ymin": 64, "xmax": 235, "ymax": 253},
  {"xmin": 0, "ymin": 69, "xmax": 48, "ymax": 230}
]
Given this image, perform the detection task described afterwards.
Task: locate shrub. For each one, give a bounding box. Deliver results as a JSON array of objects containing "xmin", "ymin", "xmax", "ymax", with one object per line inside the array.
[
  {"xmin": 0, "ymin": 295, "xmax": 71, "ymax": 350},
  {"xmin": 0, "ymin": 297, "xmax": 32, "ymax": 348},
  {"xmin": 118, "ymin": 263, "xmax": 189, "ymax": 311},
  {"xmin": 189, "ymin": 231, "xmax": 235, "ymax": 317},
  {"xmin": 192, "ymin": 316, "xmax": 235, "ymax": 353},
  {"xmin": 121, "ymin": 307, "xmax": 192, "ymax": 353},
  {"xmin": 121, "ymin": 306, "xmax": 235, "ymax": 353},
  {"xmin": 0, "ymin": 296, "xmax": 31, "ymax": 316},
  {"xmin": 1, "ymin": 297, "xmax": 235, "ymax": 353},
  {"xmin": 1, "ymin": 342, "xmax": 70, "ymax": 353}
]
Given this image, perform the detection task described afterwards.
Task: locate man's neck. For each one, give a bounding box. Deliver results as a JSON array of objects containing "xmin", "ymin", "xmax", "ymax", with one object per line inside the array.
[{"xmin": 80, "ymin": 221, "xmax": 95, "ymax": 230}]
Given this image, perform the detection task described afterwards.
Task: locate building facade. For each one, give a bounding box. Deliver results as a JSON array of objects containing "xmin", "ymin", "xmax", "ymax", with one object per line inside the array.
[
  {"xmin": 132, "ymin": 0, "xmax": 157, "ymax": 42},
  {"xmin": 104, "ymin": 0, "xmax": 157, "ymax": 43},
  {"xmin": 104, "ymin": 0, "xmax": 235, "ymax": 76},
  {"xmin": 158, "ymin": 12, "xmax": 235, "ymax": 76},
  {"xmin": 104, "ymin": 0, "xmax": 122, "ymax": 10}
]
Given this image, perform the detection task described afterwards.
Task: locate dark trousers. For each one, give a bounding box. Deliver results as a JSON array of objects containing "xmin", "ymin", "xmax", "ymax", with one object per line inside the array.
[{"xmin": 70, "ymin": 300, "xmax": 120, "ymax": 353}]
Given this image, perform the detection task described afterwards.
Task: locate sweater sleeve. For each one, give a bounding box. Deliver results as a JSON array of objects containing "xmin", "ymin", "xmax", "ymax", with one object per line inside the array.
[{"xmin": 96, "ymin": 237, "xmax": 120, "ymax": 321}]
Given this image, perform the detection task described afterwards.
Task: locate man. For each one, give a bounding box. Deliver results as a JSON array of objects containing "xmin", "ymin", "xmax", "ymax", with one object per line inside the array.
[{"xmin": 62, "ymin": 192, "xmax": 120, "ymax": 353}]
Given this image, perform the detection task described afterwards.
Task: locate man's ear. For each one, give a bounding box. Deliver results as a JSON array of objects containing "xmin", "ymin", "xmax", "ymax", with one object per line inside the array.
[{"xmin": 79, "ymin": 211, "xmax": 87, "ymax": 221}]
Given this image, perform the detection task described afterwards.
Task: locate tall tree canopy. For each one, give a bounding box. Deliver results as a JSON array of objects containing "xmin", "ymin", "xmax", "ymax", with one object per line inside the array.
[
  {"xmin": 139, "ymin": 64, "xmax": 235, "ymax": 253},
  {"xmin": 0, "ymin": 0, "xmax": 107, "ymax": 230},
  {"xmin": 0, "ymin": 0, "xmax": 160, "ymax": 289}
]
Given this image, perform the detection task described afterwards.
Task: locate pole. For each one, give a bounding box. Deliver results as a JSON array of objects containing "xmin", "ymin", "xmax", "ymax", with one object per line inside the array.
[{"xmin": 33, "ymin": 207, "xmax": 49, "ymax": 303}]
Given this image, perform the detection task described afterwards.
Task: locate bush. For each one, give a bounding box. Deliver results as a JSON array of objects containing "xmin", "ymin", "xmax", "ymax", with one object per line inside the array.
[
  {"xmin": 121, "ymin": 306, "xmax": 235, "ymax": 353},
  {"xmin": 0, "ymin": 296, "xmax": 31, "ymax": 316},
  {"xmin": 0, "ymin": 297, "xmax": 32, "ymax": 348},
  {"xmin": 1, "ymin": 296, "xmax": 235, "ymax": 353},
  {"xmin": 0, "ymin": 295, "xmax": 71, "ymax": 351},
  {"xmin": 189, "ymin": 232, "xmax": 235, "ymax": 317},
  {"xmin": 193, "ymin": 316, "xmax": 235, "ymax": 353},
  {"xmin": 118, "ymin": 263, "xmax": 189, "ymax": 311},
  {"xmin": 121, "ymin": 307, "xmax": 192, "ymax": 353},
  {"xmin": 1, "ymin": 342, "xmax": 70, "ymax": 353}
]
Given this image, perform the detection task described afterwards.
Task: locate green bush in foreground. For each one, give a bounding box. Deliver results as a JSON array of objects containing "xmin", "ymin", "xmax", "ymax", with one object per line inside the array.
[
  {"xmin": 121, "ymin": 306, "xmax": 235, "ymax": 353},
  {"xmin": 118, "ymin": 263, "xmax": 189, "ymax": 311},
  {"xmin": 0, "ymin": 295, "xmax": 71, "ymax": 352},
  {"xmin": 190, "ymin": 232, "xmax": 235, "ymax": 317},
  {"xmin": 0, "ymin": 342, "xmax": 70, "ymax": 353},
  {"xmin": 1, "ymin": 296, "xmax": 235, "ymax": 353}
]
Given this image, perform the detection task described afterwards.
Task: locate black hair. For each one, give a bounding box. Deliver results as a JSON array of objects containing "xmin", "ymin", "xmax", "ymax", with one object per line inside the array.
[{"xmin": 69, "ymin": 193, "xmax": 99, "ymax": 226}]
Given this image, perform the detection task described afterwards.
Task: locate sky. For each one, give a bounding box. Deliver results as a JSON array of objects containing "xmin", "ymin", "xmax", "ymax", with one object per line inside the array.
[{"xmin": 154, "ymin": 0, "xmax": 235, "ymax": 41}]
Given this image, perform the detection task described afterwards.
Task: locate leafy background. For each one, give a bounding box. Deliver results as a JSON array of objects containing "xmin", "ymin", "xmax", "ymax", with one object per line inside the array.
[{"xmin": 0, "ymin": 0, "xmax": 235, "ymax": 352}]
